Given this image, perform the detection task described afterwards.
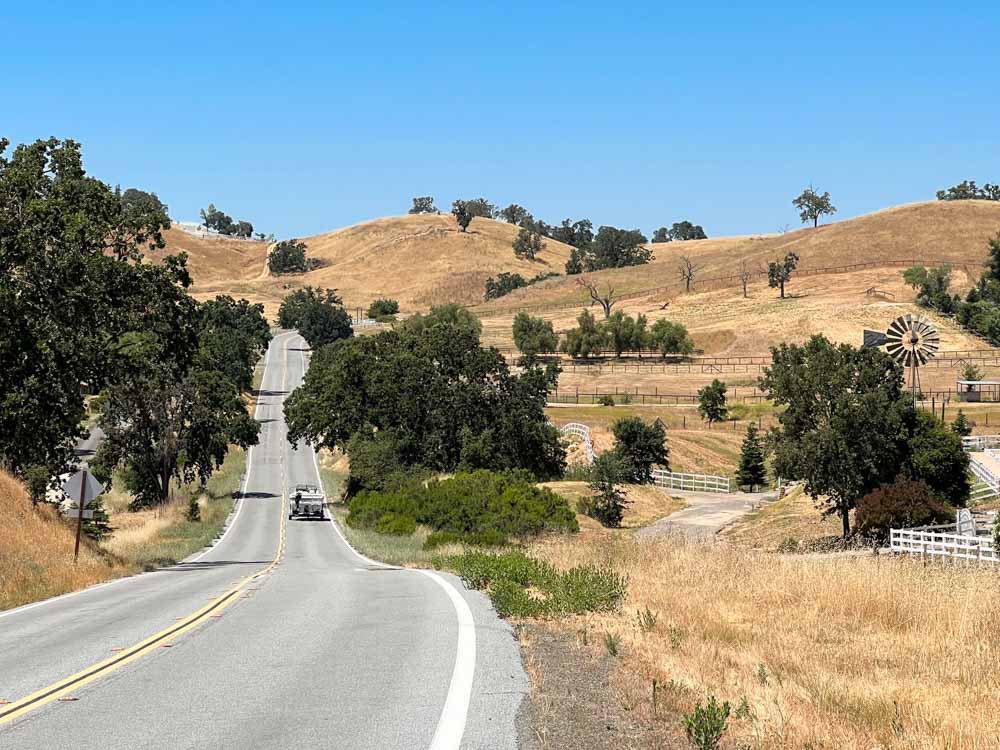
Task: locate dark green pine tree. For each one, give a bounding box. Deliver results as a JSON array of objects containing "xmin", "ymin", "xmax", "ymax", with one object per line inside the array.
[
  {"xmin": 736, "ymin": 424, "xmax": 767, "ymax": 492},
  {"xmin": 951, "ymin": 410, "xmax": 972, "ymax": 438},
  {"xmin": 82, "ymin": 497, "xmax": 114, "ymax": 541}
]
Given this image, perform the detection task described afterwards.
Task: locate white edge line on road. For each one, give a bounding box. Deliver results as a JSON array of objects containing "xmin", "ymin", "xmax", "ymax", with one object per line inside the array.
[
  {"xmin": 0, "ymin": 333, "xmax": 288, "ymax": 621},
  {"xmin": 297, "ymin": 334, "xmax": 476, "ymax": 750}
]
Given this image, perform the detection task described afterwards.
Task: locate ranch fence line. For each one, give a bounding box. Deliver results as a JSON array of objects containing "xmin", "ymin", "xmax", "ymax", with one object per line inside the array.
[
  {"xmin": 650, "ymin": 468, "xmax": 731, "ymax": 494},
  {"xmin": 890, "ymin": 526, "xmax": 998, "ymax": 563},
  {"xmin": 470, "ymin": 257, "xmax": 983, "ymax": 317},
  {"xmin": 552, "ymin": 421, "xmax": 730, "ymax": 493}
]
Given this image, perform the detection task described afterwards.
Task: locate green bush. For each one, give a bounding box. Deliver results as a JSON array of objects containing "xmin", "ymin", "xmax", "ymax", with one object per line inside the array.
[
  {"xmin": 348, "ymin": 469, "xmax": 578, "ymax": 544},
  {"xmin": 375, "ymin": 512, "xmax": 417, "ymax": 536},
  {"xmin": 367, "ymin": 298, "xmax": 399, "ymax": 318},
  {"xmin": 346, "ymin": 490, "xmax": 418, "ymax": 530},
  {"xmin": 684, "ymin": 695, "xmax": 731, "ymax": 750},
  {"xmin": 435, "ymin": 551, "xmax": 626, "ymax": 618}
]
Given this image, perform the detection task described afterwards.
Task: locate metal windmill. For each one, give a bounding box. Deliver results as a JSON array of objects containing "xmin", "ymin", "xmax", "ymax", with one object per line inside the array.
[{"xmin": 863, "ymin": 314, "xmax": 940, "ymax": 396}]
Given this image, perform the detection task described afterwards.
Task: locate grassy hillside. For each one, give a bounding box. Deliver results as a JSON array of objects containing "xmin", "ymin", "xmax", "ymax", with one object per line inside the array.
[
  {"xmin": 0, "ymin": 470, "xmax": 125, "ymax": 610},
  {"xmin": 176, "ymin": 214, "xmax": 574, "ymax": 317},
  {"xmin": 158, "ymin": 224, "xmax": 267, "ymax": 284},
  {"xmin": 475, "ymin": 200, "xmax": 1000, "ymax": 314}
]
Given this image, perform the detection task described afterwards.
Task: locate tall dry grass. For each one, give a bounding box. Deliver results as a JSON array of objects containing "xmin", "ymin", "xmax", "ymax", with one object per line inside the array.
[
  {"xmin": 0, "ymin": 470, "xmax": 129, "ymax": 610},
  {"xmin": 527, "ymin": 532, "xmax": 1000, "ymax": 749}
]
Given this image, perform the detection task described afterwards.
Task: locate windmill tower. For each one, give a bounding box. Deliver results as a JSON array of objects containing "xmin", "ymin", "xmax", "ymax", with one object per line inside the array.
[{"xmin": 863, "ymin": 314, "xmax": 940, "ymax": 396}]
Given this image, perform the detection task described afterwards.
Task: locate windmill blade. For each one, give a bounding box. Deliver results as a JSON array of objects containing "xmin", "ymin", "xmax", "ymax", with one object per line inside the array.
[
  {"xmin": 863, "ymin": 330, "xmax": 889, "ymax": 348},
  {"xmin": 886, "ymin": 317, "xmax": 909, "ymax": 342}
]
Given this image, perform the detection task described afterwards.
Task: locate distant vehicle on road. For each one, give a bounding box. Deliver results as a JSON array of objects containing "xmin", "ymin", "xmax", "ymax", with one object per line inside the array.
[{"xmin": 289, "ymin": 484, "xmax": 326, "ymax": 520}]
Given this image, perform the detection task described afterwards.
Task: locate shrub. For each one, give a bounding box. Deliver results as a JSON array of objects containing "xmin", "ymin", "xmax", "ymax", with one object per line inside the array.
[
  {"xmin": 346, "ymin": 489, "xmax": 418, "ymax": 530},
  {"xmin": 598, "ymin": 394, "xmax": 616, "ymax": 407},
  {"xmin": 435, "ymin": 550, "xmax": 626, "ymax": 617},
  {"xmin": 349, "ymin": 470, "xmax": 578, "ymax": 544},
  {"xmin": 854, "ymin": 478, "xmax": 954, "ymax": 541},
  {"xmin": 684, "ymin": 695, "xmax": 731, "ymax": 750},
  {"xmin": 367, "ymin": 299, "xmax": 399, "ymax": 319},
  {"xmin": 375, "ymin": 512, "xmax": 416, "ymax": 536},
  {"xmin": 185, "ymin": 496, "xmax": 201, "ymax": 522}
]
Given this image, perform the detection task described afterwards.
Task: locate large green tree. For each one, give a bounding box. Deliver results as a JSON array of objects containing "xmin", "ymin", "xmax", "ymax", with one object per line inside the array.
[
  {"xmin": 277, "ymin": 287, "xmax": 343, "ymax": 328},
  {"xmin": 285, "ymin": 320, "xmax": 565, "ymax": 479},
  {"xmin": 95, "ymin": 368, "xmax": 258, "ymax": 508},
  {"xmin": 792, "ymin": 185, "xmax": 836, "ymax": 227},
  {"xmin": 575, "ymin": 226, "xmax": 651, "ymax": 271},
  {"xmin": 268, "ymin": 239, "xmax": 308, "ymax": 274},
  {"xmin": 0, "ymin": 137, "xmax": 176, "ymax": 476},
  {"xmin": 610, "ymin": 416, "xmax": 668, "ymax": 483},
  {"xmin": 195, "ymin": 296, "xmax": 271, "ymax": 391},
  {"xmin": 561, "ymin": 310, "xmax": 607, "ymax": 358},
  {"xmin": 512, "ymin": 312, "xmax": 558, "ymax": 364},
  {"xmin": 736, "ymin": 424, "xmax": 767, "ymax": 491},
  {"xmin": 760, "ymin": 336, "xmax": 913, "ymax": 537}
]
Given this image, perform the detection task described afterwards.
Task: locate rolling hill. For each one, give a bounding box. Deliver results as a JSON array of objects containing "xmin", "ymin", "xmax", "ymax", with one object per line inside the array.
[
  {"xmin": 474, "ymin": 200, "xmax": 1000, "ymax": 314},
  {"xmin": 170, "ymin": 214, "xmax": 574, "ymax": 317}
]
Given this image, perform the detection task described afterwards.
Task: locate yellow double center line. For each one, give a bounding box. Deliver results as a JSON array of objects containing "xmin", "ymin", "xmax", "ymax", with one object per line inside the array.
[{"xmin": 0, "ymin": 497, "xmax": 286, "ymax": 727}]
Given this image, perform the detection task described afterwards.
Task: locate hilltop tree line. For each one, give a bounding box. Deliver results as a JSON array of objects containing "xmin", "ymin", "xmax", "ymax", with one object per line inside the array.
[
  {"xmin": 407, "ymin": 195, "xmax": 707, "ymax": 274},
  {"xmin": 937, "ymin": 180, "xmax": 1000, "ymax": 202},
  {"xmin": 1, "ymin": 138, "xmax": 267, "ymax": 512},
  {"xmin": 200, "ymin": 203, "xmax": 255, "ymax": 238},
  {"xmin": 904, "ymin": 233, "xmax": 1000, "ymax": 343}
]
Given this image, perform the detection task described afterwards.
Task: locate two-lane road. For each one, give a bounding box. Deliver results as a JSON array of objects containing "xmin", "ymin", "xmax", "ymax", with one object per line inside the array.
[{"xmin": 0, "ymin": 332, "xmax": 529, "ymax": 748}]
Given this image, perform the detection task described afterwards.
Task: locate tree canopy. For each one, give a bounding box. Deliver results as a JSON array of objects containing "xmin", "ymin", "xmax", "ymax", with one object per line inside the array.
[
  {"xmin": 0, "ymin": 137, "xmax": 176, "ymax": 476},
  {"xmin": 512, "ymin": 313, "xmax": 558, "ymax": 363},
  {"xmin": 451, "ymin": 200, "xmax": 472, "ymax": 232},
  {"xmin": 698, "ymin": 380, "xmax": 728, "ymax": 423},
  {"xmin": 284, "ymin": 318, "xmax": 565, "ymax": 479},
  {"xmin": 409, "ymin": 196, "xmax": 438, "ymax": 214},
  {"xmin": 567, "ymin": 226, "xmax": 651, "ymax": 273},
  {"xmin": 767, "ymin": 252, "xmax": 799, "ymax": 298},
  {"xmin": 268, "ymin": 239, "xmax": 309, "ymax": 274},
  {"xmin": 760, "ymin": 335, "xmax": 964, "ymax": 538},
  {"xmin": 792, "ymin": 186, "xmax": 836, "ymax": 227},
  {"xmin": 936, "ymin": 180, "xmax": 1000, "ymax": 201},
  {"xmin": 277, "ymin": 287, "xmax": 344, "ymax": 329},
  {"xmin": 199, "ymin": 203, "xmax": 254, "ymax": 237},
  {"xmin": 610, "ymin": 416, "xmax": 668, "ymax": 483},
  {"xmin": 513, "ymin": 227, "xmax": 544, "ymax": 260}
]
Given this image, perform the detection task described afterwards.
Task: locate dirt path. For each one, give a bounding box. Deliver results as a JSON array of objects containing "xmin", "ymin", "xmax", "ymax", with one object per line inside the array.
[{"xmin": 636, "ymin": 488, "xmax": 776, "ymax": 540}]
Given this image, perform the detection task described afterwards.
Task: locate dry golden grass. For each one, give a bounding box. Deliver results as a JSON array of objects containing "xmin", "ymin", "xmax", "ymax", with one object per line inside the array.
[
  {"xmin": 477, "ymin": 200, "xmax": 1000, "ymax": 315},
  {"xmin": 156, "ymin": 224, "xmax": 267, "ymax": 284},
  {"xmin": 526, "ymin": 531, "xmax": 1000, "ymax": 749},
  {"xmin": 541, "ymin": 481, "xmax": 686, "ymax": 530},
  {"xmin": 723, "ymin": 485, "xmax": 844, "ymax": 550},
  {"xmin": 0, "ymin": 470, "xmax": 129, "ymax": 610},
  {"xmin": 175, "ymin": 214, "xmax": 575, "ymax": 318}
]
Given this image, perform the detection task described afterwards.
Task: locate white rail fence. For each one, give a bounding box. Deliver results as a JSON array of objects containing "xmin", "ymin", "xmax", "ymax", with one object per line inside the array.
[
  {"xmin": 963, "ymin": 435, "xmax": 1000, "ymax": 450},
  {"xmin": 554, "ymin": 421, "xmax": 730, "ymax": 492},
  {"xmin": 651, "ymin": 469, "xmax": 731, "ymax": 494},
  {"xmin": 890, "ymin": 527, "xmax": 998, "ymax": 563}
]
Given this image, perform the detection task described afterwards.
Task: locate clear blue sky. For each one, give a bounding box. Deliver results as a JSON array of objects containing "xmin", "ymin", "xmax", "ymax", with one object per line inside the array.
[{"xmin": 3, "ymin": 1, "xmax": 999, "ymax": 239}]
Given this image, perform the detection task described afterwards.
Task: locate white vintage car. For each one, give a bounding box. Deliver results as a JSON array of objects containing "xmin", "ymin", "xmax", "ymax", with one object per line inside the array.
[{"xmin": 289, "ymin": 483, "xmax": 326, "ymax": 520}]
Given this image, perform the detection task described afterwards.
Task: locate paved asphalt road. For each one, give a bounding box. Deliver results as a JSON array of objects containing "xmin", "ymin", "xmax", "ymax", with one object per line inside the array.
[{"xmin": 0, "ymin": 331, "xmax": 529, "ymax": 749}]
